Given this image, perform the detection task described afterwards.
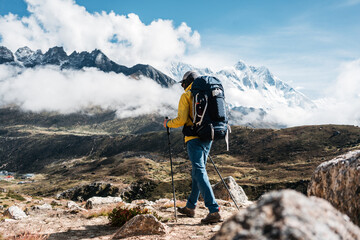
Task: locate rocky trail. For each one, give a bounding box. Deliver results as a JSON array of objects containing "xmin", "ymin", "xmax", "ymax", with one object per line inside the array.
[
  {"xmin": 1, "ymin": 150, "xmax": 360, "ymax": 240},
  {"xmin": 0, "ymin": 196, "xmax": 244, "ymax": 240}
]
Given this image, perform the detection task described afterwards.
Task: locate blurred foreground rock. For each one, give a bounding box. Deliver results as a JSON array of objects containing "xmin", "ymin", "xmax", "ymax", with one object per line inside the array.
[
  {"xmin": 308, "ymin": 150, "xmax": 360, "ymax": 225},
  {"xmin": 212, "ymin": 176, "xmax": 249, "ymax": 207},
  {"xmin": 112, "ymin": 214, "xmax": 167, "ymax": 239},
  {"xmin": 211, "ymin": 190, "xmax": 360, "ymax": 240}
]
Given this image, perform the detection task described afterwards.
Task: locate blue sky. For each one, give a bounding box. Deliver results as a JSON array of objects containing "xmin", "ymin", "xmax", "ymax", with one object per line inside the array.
[{"xmin": 0, "ymin": 0, "xmax": 360, "ymax": 99}]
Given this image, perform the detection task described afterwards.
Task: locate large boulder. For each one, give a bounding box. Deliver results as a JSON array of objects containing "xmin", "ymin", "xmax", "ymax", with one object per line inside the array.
[
  {"xmin": 212, "ymin": 176, "xmax": 249, "ymax": 207},
  {"xmin": 56, "ymin": 182, "xmax": 121, "ymax": 201},
  {"xmin": 308, "ymin": 150, "xmax": 360, "ymax": 225},
  {"xmin": 85, "ymin": 196, "xmax": 123, "ymax": 209},
  {"xmin": 4, "ymin": 206, "xmax": 27, "ymax": 220},
  {"xmin": 120, "ymin": 180, "xmax": 157, "ymax": 202},
  {"xmin": 112, "ymin": 214, "xmax": 167, "ymax": 239},
  {"xmin": 211, "ymin": 190, "xmax": 360, "ymax": 240}
]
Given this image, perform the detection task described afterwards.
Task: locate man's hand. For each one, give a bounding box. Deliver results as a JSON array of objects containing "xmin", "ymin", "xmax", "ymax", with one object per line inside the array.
[{"xmin": 163, "ymin": 118, "xmax": 170, "ymax": 128}]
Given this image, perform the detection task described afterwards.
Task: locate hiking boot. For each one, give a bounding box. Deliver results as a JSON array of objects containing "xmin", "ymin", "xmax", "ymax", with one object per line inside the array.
[
  {"xmin": 201, "ymin": 212, "xmax": 223, "ymax": 224},
  {"xmin": 177, "ymin": 206, "xmax": 195, "ymax": 217}
]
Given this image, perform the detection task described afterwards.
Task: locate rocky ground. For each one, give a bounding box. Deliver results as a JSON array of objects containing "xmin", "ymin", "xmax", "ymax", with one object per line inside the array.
[
  {"xmin": 0, "ymin": 195, "xmax": 247, "ymax": 240},
  {"xmin": 2, "ymin": 149, "xmax": 360, "ymax": 240}
]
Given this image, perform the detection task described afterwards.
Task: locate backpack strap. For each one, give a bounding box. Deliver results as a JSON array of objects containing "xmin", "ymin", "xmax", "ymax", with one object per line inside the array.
[
  {"xmin": 193, "ymin": 93, "xmax": 208, "ymax": 127},
  {"xmin": 225, "ymin": 124, "xmax": 231, "ymax": 151}
]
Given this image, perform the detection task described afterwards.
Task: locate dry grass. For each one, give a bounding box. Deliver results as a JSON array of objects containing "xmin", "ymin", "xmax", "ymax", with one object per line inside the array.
[
  {"xmin": 1, "ymin": 123, "xmax": 360, "ymax": 201},
  {"xmin": 81, "ymin": 202, "xmax": 125, "ymax": 219},
  {"xmin": 8, "ymin": 232, "xmax": 49, "ymax": 240},
  {"xmin": 5, "ymin": 225, "xmax": 50, "ymax": 240}
]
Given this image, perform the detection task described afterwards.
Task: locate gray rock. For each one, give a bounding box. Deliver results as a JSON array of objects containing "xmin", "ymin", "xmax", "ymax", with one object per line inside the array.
[
  {"xmin": 211, "ymin": 190, "xmax": 360, "ymax": 240},
  {"xmin": 32, "ymin": 203, "xmax": 52, "ymax": 211},
  {"xmin": 131, "ymin": 199, "xmax": 154, "ymax": 207},
  {"xmin": 308, "ymin": 150, "xmax": 360, "ymax": 226},
  {"xmin": 4, "ymin": 206, "xmax": 27, "ymax": 220},
  {"xmin": 212, "ymin": 176, "xmax": 248, "ymax": 207},
  {"xmin": 67, "ymin": 201, "xmax": 81, "ymax": 209},
  {"xmin": 85, "ymin": 196, "xmax": 123, "ymax": 209},
  {"xmin": 112, "ymin": 214, "xmax": 167, "ymax": 239}
]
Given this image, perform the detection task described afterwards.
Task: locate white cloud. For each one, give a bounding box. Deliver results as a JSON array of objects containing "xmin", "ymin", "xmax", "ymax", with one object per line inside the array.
[
  {"xmin": 340, "ymin": 0, "xmax": 360, "ymax": 6},
  {"xmin": 264, "ymin": 59, "xmax": 360, "ymax": 127},
  {"xmin": 0, "ymin": 0, "xmax": 200, "ymax": 67},
  {"xmin": 0, "ymin": 66, "xmax": 181, "ymax": 118}
]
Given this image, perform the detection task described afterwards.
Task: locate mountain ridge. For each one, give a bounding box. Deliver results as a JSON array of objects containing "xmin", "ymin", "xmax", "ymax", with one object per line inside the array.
[
  {"xmin": 1, "ymin": 46, "xmax": 176, "ymax": 88},
  {"xmin": 168, "ymin": 61, "xmax": 315, "ymax": 109}
]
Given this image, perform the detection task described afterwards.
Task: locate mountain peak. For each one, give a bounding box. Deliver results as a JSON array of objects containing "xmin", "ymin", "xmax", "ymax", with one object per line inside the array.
[
  {"xmin": 0, "ymin": 46, "xmax": 15, "ymax": 64},
  {"xmin": 15, "ymin": 46, "xmax": 33, "ymax": 59},
  {"xmin": 235, "ymin": 60, "xmax": 248, "ymax": 71}
]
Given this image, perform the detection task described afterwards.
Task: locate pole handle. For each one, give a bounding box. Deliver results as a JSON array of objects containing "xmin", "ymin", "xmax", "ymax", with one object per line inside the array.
[{"xmin": 165, "ymin": 117, "xmax": 170, "ymax": 135}]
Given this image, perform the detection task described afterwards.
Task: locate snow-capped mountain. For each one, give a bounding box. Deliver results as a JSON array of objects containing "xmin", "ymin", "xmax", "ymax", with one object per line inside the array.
[
  {"xmin": 169, "ymin": 61, "xmax": 314, "ymax": 110},
  {"xmin": 167, "ymin": 61, "xmax": 315, "ymax": 127},
  {"xmin": 1, "ymin": 46, "xmax": 176, "ymax": 87}
]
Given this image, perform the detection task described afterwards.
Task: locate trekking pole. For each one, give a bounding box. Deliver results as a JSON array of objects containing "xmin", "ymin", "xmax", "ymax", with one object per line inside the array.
[
  {"xmin": 165, "ymin": 117, "xmax": 177, "ymax": 222},
  {"xmin": 208, "ymin": 154, "xmax": 240, "ymax": 210}
]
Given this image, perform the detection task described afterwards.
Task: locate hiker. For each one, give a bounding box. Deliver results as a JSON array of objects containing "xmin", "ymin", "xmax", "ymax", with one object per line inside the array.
[{"xmin": 163, "ymin": 71, "xmax": 222, "ymax": 224}]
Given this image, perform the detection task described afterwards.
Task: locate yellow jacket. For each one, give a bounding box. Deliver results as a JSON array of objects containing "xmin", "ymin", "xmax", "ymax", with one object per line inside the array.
[{"xmin": 167, "ymin": 83, "xmax": 198, "ymax": 143}]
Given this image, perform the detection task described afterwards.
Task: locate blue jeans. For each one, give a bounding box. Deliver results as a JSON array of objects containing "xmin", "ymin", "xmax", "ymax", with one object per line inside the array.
[{"xmin": 185, "ymin": 138, "xmax": 219, "ymax": 213}]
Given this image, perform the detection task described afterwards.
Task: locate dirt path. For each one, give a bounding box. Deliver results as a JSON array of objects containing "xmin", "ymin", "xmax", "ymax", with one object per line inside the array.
[{"xmin": 1, "ymin": 198, "xmax": 246, "ymax": 240}]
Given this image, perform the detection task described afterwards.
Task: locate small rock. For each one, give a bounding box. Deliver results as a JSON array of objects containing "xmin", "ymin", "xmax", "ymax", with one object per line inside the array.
[
  {"xmin": 211, "ymin": 225, "xmax": 221, "ymax": 232},
  {"xmin": 32, "ymin": 203, "xmax": 52, "ymax": 211},
  {"xmin": 131, "ymin": 199, "xmax": 154, "ymax": 206},
  {"xmin": 212, "ymin": 176, "xmax": 249, "ymax": 207},
  {"xmin": 123, "ymin": 203, "xmax": 138, "ymax": 209},
  {"xmin": 2, "ymin": 218, "xmax": 17, "ymax": 223},
  {"xmin": 155, "ymin": 198, "xmax": 170, "ymax": 204},
  {"xmin": 112, "ymin": 214, "xmax": 167, "ymax": 239},
  {"xmin": 85, "ymin": 196, "xmax": 123, "ymax": 209},
  {"xmin": 4, "ymin": 206, "xmax": 27, "ymax": 220},
  {"xmin": 67, "ymin": 201, "xmax": 80, "ymax": 209}
]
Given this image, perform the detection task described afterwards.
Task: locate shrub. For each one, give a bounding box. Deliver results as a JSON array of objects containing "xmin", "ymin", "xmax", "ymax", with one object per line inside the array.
[
  {"xmin": 6, "ymin": 191, "xmax": 26, "ymax": 201},
  {"xmin": 84, "ymin": 205, "xmax": 117, "ymax": 219},
  {"xmin": 108, "ymin": 206, "xmax": 161, "ymax": 227}
]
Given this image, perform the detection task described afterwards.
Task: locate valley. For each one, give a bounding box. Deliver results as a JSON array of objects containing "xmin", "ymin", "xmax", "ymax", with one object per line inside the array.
[{"xmin": 1, "ymin": 107, "xmax": 359, "ymax": 201}]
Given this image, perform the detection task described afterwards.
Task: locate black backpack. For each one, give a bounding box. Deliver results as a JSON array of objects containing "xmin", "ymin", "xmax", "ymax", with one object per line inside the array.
[{"xmin": 183, "ymin": 76, "xmax": 231, "ymax": 150}]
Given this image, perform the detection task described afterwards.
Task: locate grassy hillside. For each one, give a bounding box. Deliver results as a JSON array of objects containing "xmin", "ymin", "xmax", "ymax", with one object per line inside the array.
[{"xmin": 1, "ymin": 108, "xmax": 360, "ymax": 200}]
